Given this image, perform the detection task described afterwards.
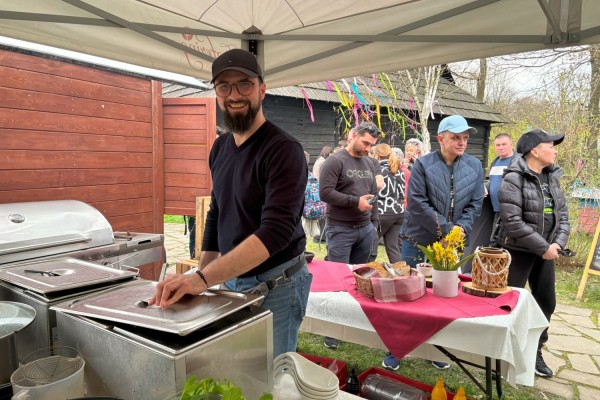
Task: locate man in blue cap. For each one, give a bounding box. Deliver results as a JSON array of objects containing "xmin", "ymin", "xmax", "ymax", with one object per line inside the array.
[{"xmin": 382, "ymin": 115, "xmax": 485, "ymax": 371}]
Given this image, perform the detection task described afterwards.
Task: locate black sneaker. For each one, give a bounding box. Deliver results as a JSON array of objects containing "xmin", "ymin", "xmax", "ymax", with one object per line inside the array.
[
  {"xmin": 324, "ymin": 336, "xmax": 339, "ymax": 349},
  {"xmin": 535, "ymin": 350, "xmax": 553, "ymax": 378}
]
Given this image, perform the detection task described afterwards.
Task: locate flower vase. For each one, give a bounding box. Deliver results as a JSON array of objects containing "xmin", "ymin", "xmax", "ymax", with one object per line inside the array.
[{"xmin": 432, "ymin": 269, "xmax": 459, "ymax": 297}]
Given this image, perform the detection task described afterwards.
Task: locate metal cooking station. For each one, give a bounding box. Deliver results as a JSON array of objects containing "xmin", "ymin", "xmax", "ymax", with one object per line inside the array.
[
  {"xmin": 0, "ymin": 200, "xmax": 164, "ymax": 392},
  {"xmin": 53, "ymin": 280, "xmax": 273, "ymax": 399},
  {"xmin": 0, "ymin": 200, "xmax": 274, "ymax": 399},
  {"xmin": 0, "ymin": 200, "xmax": 163, "ymax": 270}
]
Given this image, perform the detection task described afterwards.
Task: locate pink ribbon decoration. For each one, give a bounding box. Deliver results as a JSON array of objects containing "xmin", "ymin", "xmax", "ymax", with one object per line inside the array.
[
  {"xmin": 326, "ymin": 80, "xmax": 334, "ymax": 92},
  {"xmin": 301, "ymin": 88, "xmax": 315, "ymax": 123}
]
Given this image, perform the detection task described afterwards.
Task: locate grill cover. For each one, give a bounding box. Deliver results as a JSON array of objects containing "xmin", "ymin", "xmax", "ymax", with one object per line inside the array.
[{"xmin": 0, "ymin": 200, "xmax": 114, "ymax": 265}]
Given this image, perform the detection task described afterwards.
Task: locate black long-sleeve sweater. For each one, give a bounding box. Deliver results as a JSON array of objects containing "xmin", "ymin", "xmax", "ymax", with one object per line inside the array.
[{"xmin": 201, "ymin": 120, "xmax": 307, "ymax": 277}]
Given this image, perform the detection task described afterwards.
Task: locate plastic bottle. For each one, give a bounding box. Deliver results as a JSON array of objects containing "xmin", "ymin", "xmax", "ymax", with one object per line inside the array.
[
  {"xmin": 345, "ymin": 368, "xmax": 360, "ymax": 395},
  {"xmin": 431, "ymin": 377, "xmax": 447, "ymax": 400},
  {"xmin": 327, "ymin": 360, "xmax": 340, "ymax": 376},
  {"xmin": 454, "ymin": 386, "xmax": 467, "ymax": 400}
]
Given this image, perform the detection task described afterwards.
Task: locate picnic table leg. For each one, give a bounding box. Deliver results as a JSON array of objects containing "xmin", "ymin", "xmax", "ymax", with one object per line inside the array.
[
  {"xmin": 433, "ymin": 345, "xmax": 498, "ymax": 400},
  {"xmin": 495, "ymin": 359, "xmax": 503, "ymax": 398},
  {"xmin": 485, "ymin": 357, "xmax": 493, "ymax": 399}
]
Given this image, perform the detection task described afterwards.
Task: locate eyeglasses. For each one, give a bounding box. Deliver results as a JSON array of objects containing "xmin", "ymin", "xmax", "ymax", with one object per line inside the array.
[
  {"xmin": 214, "ymin": 81, "xmax": 256, "ymax": 97},
  {"xmin": 357, "ymin": 123, "xmax": 381, "ymax": 136}
]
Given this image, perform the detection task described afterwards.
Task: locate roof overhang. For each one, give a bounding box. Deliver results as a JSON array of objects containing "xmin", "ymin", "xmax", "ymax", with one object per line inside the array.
[{"xmin": 0, "ymin": 0, "xmax": 598, "ymax": 88}]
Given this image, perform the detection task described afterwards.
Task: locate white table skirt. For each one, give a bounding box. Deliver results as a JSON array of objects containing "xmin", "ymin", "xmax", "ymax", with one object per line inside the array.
[{"xmin": 300, "ymin": 287, "xmax": 548, "ymax": 387}]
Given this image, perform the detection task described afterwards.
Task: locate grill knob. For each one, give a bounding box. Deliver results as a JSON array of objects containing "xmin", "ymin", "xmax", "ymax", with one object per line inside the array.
[{"xmin": 8, "ymin": 213, "xmax": 25, "ymax": 223}]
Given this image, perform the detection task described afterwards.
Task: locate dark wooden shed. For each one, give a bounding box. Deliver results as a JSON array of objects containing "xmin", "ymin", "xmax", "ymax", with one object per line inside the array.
[{"xmin": 163, "ymin": 74, "xmax": 508, "ymax": 169}]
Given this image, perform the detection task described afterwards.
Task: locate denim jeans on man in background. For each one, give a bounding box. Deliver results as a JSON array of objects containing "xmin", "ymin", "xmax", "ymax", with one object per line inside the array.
[
  {"xmin": 224, "ymin": 254, "xmax": 312, "ymax": 358},
  {"xmin": 326, "ymin": 223, "xmax": 375, "ymax": 264},
  {"xmin": 400, "ymin": 239, "xmax": 425, "ymax": 268}
]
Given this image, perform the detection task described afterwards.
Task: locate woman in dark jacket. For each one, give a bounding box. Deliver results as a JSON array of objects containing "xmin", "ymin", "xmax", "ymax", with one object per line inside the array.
[{"xmin": 496, "ymin": 129, "xmax": 570, "ymax": 379}]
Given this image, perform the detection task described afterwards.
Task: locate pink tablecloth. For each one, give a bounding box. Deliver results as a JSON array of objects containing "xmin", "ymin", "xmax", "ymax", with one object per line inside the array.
[
  {"xmin": 307, "ymin": 259, "xmax": 350, "ymax": 292},
  {"xmin": 308, "ymin": 260, "xmax": 519, "ymax": 358}
]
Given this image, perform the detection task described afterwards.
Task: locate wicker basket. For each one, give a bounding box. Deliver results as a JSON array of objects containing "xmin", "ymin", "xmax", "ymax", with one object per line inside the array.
[
  {"xmin": 472, "ymin": 247, "xmax": 511, "ymax": 290},
  {"xmin": 354, "ymin": 270, "xmax": 375, "ymax": 297},
  {"xmin": 353, "ymin": 261, "xmax": 408, "ymax": 298}
]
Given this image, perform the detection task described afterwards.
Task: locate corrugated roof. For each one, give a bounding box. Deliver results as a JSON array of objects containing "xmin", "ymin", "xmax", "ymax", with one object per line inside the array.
[{"xmin": 163, "ymin": 73, "xmax": 508, "ymax": 123}]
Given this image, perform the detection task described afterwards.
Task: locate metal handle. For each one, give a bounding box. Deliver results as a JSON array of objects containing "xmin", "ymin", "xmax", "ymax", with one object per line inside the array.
[
  {"xmin": 120, "ymin": 265, "xmax": 140, "ymax": 275},
  {"xmin": 0, "ymin": 235, "xmax": 91, "ymax": 255},
  {"xmin": 101, "ymin": 250, "xmax": 139, "ymax": 268}
]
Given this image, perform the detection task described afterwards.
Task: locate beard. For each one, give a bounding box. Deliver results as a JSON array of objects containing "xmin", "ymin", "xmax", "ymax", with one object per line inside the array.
[
  {"xmin": 222, "ymin": 100, "xmax": 261, "ymax": 133},
  {"xmin": 352, "ymin": 142, "xmax": 368, "ymax": 157}
]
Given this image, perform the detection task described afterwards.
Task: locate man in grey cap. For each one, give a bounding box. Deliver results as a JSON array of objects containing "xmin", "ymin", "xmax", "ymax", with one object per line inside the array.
[
  {"xmin": 151, "ymin": 48, "xmax": 311, "ymax": 358},
  {"xmin": 383, "ymin": 115, "xmax": 484, "ymax": 370}
]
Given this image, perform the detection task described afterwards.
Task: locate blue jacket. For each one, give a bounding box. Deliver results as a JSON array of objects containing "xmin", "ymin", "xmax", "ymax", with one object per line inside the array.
[{"xmin": 402, "ymin": 150, "xmax": 484, "ymax": 246}]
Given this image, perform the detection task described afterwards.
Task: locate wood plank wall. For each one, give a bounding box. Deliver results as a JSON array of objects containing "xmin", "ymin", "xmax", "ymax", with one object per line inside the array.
[
  {"xmin": 163, "ymin": 98, "xmax": 216, "ymax": 216},
  {"xmin": 0, "ymin": 49, "xmax": 158, "ymax": 233}
]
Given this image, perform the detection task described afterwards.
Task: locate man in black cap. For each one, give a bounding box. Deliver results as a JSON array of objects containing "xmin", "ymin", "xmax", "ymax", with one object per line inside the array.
[
  {"xmin": 495, "ymin": 128, "xmax": 570, "ymax": 378},
  {"xmin": 151, "ymin": 48, "xmax": 311, "ymax": 357}
]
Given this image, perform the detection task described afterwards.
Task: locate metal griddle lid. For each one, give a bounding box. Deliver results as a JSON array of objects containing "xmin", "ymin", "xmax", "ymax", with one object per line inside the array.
[
  {"xmin": 0, "ymin": 301, "xmax": 36, "ymax": 338},
  {"xmin": 0, "ymin": 257, "xmax": 138, "ymax": 294},
  {"xmin": 51, "ymin": 280, "xmax": 264, "ymax": 335}
]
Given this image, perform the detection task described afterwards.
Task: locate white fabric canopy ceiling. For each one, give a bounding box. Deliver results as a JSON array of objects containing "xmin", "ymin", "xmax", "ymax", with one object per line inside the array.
[{"xmin": 0, "ymin": 0, "xmax": 598, "ymax": 88}]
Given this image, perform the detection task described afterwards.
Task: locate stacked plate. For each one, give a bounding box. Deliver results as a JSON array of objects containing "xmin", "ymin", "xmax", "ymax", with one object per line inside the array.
[{"xmin": 274, "ymin": 352, "xmax": 339, "ymax": 399}]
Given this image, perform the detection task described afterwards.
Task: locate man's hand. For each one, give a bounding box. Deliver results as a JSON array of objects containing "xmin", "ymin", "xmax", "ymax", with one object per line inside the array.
[
  {"xmin": 148, "ymin": 272, "xmax": 207, "ymax": 307},
  {"xmin": 542, "ymin": 243, "xmax": 561, "ymax": 260},
  {"xmin": 359, "ymin": 194, "xmax": 375, "ymax": 211},
  {"xmin": 453, "ymin": 225, "xmax": 466, "ymax": 238}
]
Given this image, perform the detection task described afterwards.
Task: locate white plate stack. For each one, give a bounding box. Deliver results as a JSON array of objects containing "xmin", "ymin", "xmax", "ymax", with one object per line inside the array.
[{"xmin": 274, "ymin": 352, "xmax": 339, "ymax": 400}]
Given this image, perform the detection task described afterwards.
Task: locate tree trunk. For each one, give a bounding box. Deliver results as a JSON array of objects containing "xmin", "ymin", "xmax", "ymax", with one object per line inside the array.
[
  {"xmin": 476, "ymin": 58, "xmax": 487, "ymax": 102},
  {"xmin": 404, "ymin": 66, "xmax": 442, "ymax": 154}
]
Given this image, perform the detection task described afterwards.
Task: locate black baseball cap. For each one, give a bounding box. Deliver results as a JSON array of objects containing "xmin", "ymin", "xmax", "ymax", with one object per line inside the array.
[
  {"xmin": 516, "ymin": 129, "xmax": 564, "ymax": 155},
  {"xmin": 211, "ymin": 49, "xmax": 263, "ymax": 83}
]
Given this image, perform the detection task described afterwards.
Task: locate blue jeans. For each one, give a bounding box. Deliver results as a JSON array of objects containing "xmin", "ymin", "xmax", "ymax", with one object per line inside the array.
[
  {"xmin": 326, "ymin": 223, "xmax": 374, "ymax": 264},
  {"xmin": 224, "ymin": 254, "xmax": 313, "ymax": 358},
  {"xmin": 401, "ymin": 240, "xmax": 425, "ymax": 268}
]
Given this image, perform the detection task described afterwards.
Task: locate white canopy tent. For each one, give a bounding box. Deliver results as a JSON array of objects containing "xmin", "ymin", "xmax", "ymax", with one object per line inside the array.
[{"xmin": 0, "ymin": 0, "xmax": 598, "ymax": 88}]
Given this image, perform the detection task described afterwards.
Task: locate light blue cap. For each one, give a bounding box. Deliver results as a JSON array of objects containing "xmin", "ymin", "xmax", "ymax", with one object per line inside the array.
[{"xmin": 437, "ymin": 115, "xmax": 477, "ymax": 134}]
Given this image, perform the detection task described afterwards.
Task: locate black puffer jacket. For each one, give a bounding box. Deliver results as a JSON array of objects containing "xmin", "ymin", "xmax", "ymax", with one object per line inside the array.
[{"xmin": 496, "ymin": 155, "xmax": 570, "ymax": 256}]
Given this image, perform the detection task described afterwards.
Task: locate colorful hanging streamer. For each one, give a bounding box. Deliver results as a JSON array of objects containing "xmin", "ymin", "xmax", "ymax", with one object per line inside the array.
[
  {"xmin": 351, "ymin": 82, "xmax": 368, "ymax": 105},
  {"xmin": 301, "ymin": 88, "xmax": 315, "ymax": 123}
]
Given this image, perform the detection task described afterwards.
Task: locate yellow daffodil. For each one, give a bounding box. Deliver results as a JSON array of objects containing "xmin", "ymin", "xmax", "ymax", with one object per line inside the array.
[{"xmin": 416, "ymin": 226, "xmax": 475, "ymax": 271}]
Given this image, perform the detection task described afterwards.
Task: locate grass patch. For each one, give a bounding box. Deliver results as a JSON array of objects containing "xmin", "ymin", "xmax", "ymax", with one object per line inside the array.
[
  {"xmin": 297, "ymin": 332, "xmax": 563, "ymax": 399},
  {"xmin": 164, "ymin": 215, "xmax": 185, "ymax": 224}
]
